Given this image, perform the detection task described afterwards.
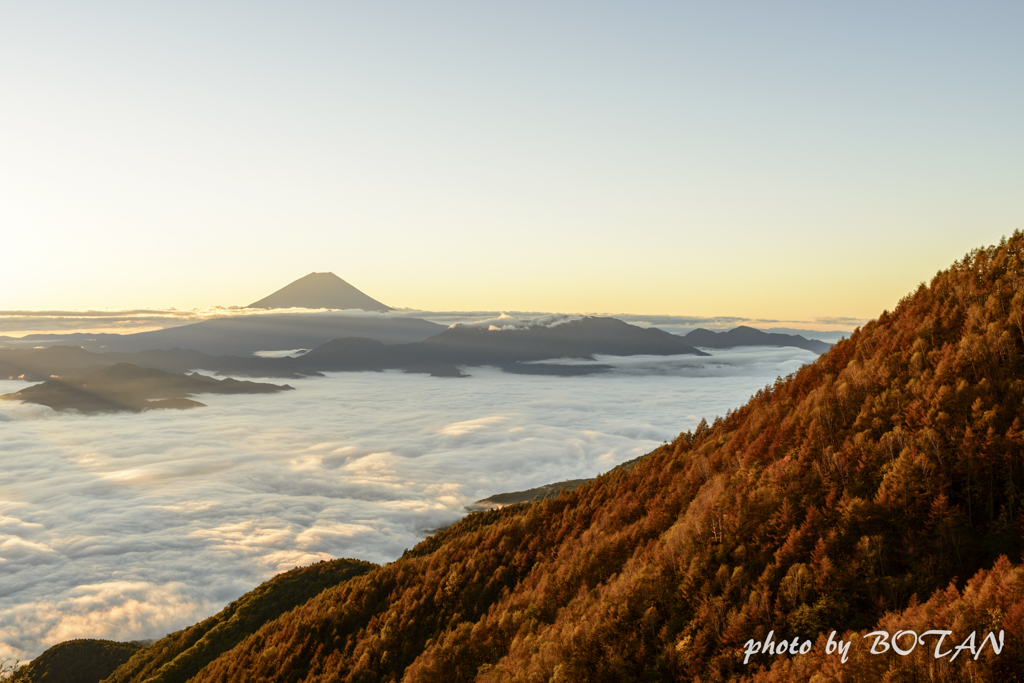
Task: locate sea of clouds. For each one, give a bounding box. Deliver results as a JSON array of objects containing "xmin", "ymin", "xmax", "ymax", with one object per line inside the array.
[
  {"xmin": 0, "ymin": 308, "xmax": 860, "ymax": 342},
  {"xmin": 0, "ymin": 346, "xmax": 817, "ymax": 659}
]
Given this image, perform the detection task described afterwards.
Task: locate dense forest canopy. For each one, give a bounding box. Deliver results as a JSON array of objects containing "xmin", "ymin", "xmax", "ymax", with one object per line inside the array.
[{"xmin": 21, "ymin": 233, "xmax": 1024, "ymax": 682}]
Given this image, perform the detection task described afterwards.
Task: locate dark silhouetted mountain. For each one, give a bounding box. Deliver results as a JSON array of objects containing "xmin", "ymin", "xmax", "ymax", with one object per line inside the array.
[
  {"xmin": 20, "ymin": 314, "xmax": 447, "ymax": 356},
  {"xmin": 1, "ymin": 363, "xmax": 292, "ymax": 414},
  {"xmin": 467, "ymin": 479, "xmax": 593, "ymax": 511},
  {"xmin": 296, "ymin": 316, "xmax": 710, "ymax": 376},
  {"xmin": 247, "ymin": 272, "xmax": 392, "ymax": 311},
  {"xmin": 0, "ymin": 332, "xmax": 130, "ymax": 350},
  {"xmin": 0, "ymin": 346, "xmax": 317, "ymax": 381},
  {"xmin": 91, "ymin": 233, "xmax": 1024, "ymax": 682},
  {"xmin": 422, "ymin": 316, "xmax": 709, "ymax": 361},
  {"xmin": 11, "ymin": 638, "xmax": 142, "ymax": 683},
  {"xmin": 467, "ymin": 453, "xmax": 653, "ymax": 511},
  {"xmin": 0, "ymin": 344, "xmax": 109, "ymax": 381},
  {"xmin": 0, "ymin": 317, "xmax": 705, "ymax": 381},
  {"xmin": 680, "ymin": 325, "xmax": 832, "ymax": 353}
]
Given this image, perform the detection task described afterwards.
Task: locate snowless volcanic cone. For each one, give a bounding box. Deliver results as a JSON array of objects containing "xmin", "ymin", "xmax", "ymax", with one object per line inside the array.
[{"xmin": 247, "ymin": 272, "xmax": 392, "ymax": 311}]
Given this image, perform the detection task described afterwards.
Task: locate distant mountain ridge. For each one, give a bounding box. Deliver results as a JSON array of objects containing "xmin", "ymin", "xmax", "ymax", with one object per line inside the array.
[
  {"xmin": 0, "ymin": 345, "xmax": 315, "ymax": 382},
  {"xmin": 680, "ymin": 324, "xmax": 831, "ymax": 353},
  {"xmin": 7, "ymin": 314, "xmax": 446, "ymax": 356},
  {"xmin": 296, "ymin": 316, "xmax": 710, "ymax": 376},
  {"xmin": 247, "ymin": 272, "xmax": 392, "ymax": 311},
  {"xmin": 0, "ymin": 317, "xmax": 713, "ymax": 395}
]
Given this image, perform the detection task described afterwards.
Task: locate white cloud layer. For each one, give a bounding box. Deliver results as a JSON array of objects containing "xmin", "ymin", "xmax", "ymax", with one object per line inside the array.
[
  {"xmin": 0, "ymin": 346, "xmax": 817, "ymax": 659},
  {"xmin": 0, "ymin": 308, "xmax": 860, "ymax": 341},
  {"xmin": 447, "ymin": 313, "xmax": 583, "ymax": 331}
]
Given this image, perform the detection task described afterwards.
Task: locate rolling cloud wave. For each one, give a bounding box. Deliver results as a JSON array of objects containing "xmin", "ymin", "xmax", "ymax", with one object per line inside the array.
[{"xmin": 0, "ymin": 347, "xmax": 817, "ymax": 659}]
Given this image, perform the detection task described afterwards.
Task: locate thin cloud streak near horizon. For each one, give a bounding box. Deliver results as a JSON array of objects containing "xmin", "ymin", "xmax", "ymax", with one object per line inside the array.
[{"xmin": 0, "ymin": 308, "xmax": 864, "ymax": 340}]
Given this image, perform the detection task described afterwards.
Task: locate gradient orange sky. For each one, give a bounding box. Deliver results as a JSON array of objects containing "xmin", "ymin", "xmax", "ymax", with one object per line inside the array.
[{"xmin": 2, "ymin": 3, "xmax": 1020, "ymax": 322}]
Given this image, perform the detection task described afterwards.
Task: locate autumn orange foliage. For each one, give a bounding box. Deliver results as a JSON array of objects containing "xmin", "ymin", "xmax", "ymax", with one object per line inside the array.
[{"xmin": 108, "ymin": 234, "xmax": 1024, "ymax": 682}]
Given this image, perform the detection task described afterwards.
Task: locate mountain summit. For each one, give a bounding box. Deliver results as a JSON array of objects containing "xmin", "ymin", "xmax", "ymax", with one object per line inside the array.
[{"xmin": 246, "ymin": 272, "xmax": 392, "ymax": 311}]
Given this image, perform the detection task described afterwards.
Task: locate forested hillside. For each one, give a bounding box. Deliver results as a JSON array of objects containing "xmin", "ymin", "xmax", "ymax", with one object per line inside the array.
[
  {"xmin": 102, "ymin": 234, "xmax": 1024, "ymax": 682},
  {"xmin": 10, "ymin": 639, "xmax": 141, "ymax": 683}
]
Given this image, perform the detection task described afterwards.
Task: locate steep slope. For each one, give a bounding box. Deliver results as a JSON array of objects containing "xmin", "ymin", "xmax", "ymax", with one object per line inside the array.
[
  {"xmin": 106, "ymin": 234, "xmax": 1024, "ymax": 682},
  {"xmin": 12, "ymin": 639, "xmax": 141, "ymax": 683},
  {"xmin": 247, "ymin": 273, "xmax": 392, "ymax": 311},
  {"xmin": 105, "ymin": 559, "xmax": 375, "ymax": 683}
]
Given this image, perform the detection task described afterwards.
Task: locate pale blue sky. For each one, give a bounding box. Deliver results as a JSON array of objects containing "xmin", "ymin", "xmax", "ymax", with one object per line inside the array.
[{"xmin": 2, "ymin": 2, "xmax": 1021, "ymax": 319}]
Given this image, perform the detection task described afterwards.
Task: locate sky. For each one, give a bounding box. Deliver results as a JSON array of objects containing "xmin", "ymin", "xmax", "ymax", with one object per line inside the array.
[
  {"xmin": 1, "ymin": 2, "xmax": 1021, "ymax": 320},
  {"xmin": 0, "ymin": 347, "xmax": 818, "ymax": 658}
]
